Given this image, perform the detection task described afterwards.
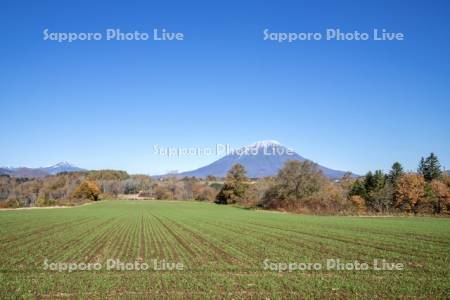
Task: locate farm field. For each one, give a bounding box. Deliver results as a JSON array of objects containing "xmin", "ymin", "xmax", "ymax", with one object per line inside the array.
[{"xmin": 0, "ymin": 200, "xmax": 449, "ymax": 299}]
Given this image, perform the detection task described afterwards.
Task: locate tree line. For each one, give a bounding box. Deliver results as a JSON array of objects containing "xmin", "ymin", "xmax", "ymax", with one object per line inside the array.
[
  {"xmin": 214, "ymin": 153, "xmax": 449, "ymax": 215},
  {"xmin": 1, "ymin": 153, "xmax": 448, "ymax": 215},
  {"xmin": 0, "ymin": 170, "xmax": 219, "ymax": 208}
]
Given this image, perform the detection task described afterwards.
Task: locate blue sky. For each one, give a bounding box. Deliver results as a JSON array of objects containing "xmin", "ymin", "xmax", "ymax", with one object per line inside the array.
[{"xmin": 1, "ymin": 0, "xmax": 449, "ymax": 175}]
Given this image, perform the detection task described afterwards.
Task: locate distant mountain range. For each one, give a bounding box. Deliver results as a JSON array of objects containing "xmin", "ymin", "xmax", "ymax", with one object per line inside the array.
[
  {"xmin": 177, "ymin": 140, "xmax": 352, "ymax": 179},
  {"xmin": 0, "ymin": 162, "xmax": 85, "ymax": 177},
  {"xmin": 1, "ymin": 142, "xmax": 354, "ymax": 179}
]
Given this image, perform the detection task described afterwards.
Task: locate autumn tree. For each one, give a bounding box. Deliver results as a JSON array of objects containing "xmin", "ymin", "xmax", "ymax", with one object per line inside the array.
[
  {"xmin": 425, "ymin": 180, "xmax": 450, "ymax": 214},
  {"xmin": 154, "ymin": 185, "xmax": 173, "ymax": 200},
  {"xmin": 193, "ymin": 183, "xmax": 218, "ymax": 202},
  {"xmin": 261, "ymin": 160, "xmax": 327, "ymax": 209},
  {"xmin": 441, "ymin": 173, "xmax": 450, "ymax": 186},
  {"xmin": 394, "ymin": 174, "xmax": 425, "ymax": 213},
  {"xmin": 350, "ymin": 195, "xmax": 366, "ymax": 214},
  {"xmin": 418, "ymin": 153, "xmax": 442, "ymax": 182},
  {"xmin": 71, "ymin": 180, "xmax": 101, "ymax": 201},
  {"xmin": 215, "ymin": 164, "xmax": 249, "ymax": 204},
  {"xmin": 245, "ymin": 177, "xmax": 275, "ymax": 207}
]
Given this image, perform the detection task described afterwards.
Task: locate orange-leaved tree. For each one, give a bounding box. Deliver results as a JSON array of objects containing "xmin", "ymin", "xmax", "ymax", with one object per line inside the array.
[
  {"xmin": 71, "ymin": 180, "xmax": 101, "ymax": 201},
  {"xmin": 394, "ymin": 173, "xmax": 425, "ymax": 213},
  {"xmin": 427, "ymin": 180, "xmax": 450, "ymax": 214},
  {"xmin": 350, "ymin": 195, "xmax": 367, "ymax": 214}
]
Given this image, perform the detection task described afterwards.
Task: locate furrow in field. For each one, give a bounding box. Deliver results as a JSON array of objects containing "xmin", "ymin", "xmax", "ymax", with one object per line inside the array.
[
  {"xmin": 242, "ymin": 220, "xmax": 443, "ymax": 269},
  {"xmin": 100, "ymin": 220, "xmax": 130, "ymax": 260},
  {"xmin": 200, "ymin": 218, "xmax": 341, "ymax": 261},
  {"xmin": 161, "ymin": 217, "xmax": 250, "ymax": 267},
  {"xmin": 150, "ymin": 214, "xmax": 183, "ymax": 262},
  {"xmin": 84, "ymin": 221, "xmax": 125, "ymax": 263},
  {"xmin": 151, "ymin": 215, "xmax": 197, "ymax": 257},
  {"xmin": 56, "ymin": 217, "xmax": 120, "ymax": 262},
  {"xmin": 184, "ymin": 218, "xmax": 325, "ymax": 269},
  {"xmin": 153, "ymin": 216, "xmax": 231, "ymax": 268},
  {"xmin": 0, "ymin": 217, "xmax": 97, "ymax": 251},
  {"xmin": 139, "ymin": 215, "xmax": 146, "ymax": 260},
  {"xmin": 113, "ymin": 218, "xmax": 136, "ymax": 260},
  {"xmin": 178, "ymin": 215, "xmax": 434, "ymax": 272},
  {"xmin": 1, "ymin": 217, "xmax": 116, "ymax": 269},
  {"xmin": 142, "ymin": 212, "xmax": 157, "ymax": 260},
  {"xmin": 146, "ymin": 213, "xmax": 165, "ymax": 260},
  {"xmin": 145, "ymin": 213, "xmax": 162, "ymax": 259},
  {"xmin": 315, "ymin": 221, "xmax": 450, "ymax": 248}
]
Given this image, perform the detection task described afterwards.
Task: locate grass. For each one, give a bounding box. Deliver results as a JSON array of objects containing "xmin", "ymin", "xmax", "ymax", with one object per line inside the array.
[{"xmin": 0, "ymin": 200, "xmax": 449, "ymax": 299}]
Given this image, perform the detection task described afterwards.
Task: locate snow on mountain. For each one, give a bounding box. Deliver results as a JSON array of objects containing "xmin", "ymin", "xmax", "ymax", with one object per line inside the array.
[
  {"xmin": 41, "ymin": 162, "xmax": 85, "ymax": 175},
  {"xmin": 245, "ymin": 140, "xmax": 281, "ymax": 149}
]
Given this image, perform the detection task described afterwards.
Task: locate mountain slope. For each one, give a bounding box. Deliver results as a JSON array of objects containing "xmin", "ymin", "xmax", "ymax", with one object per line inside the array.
[
  {"xmin": 0, "ymin": 162, "xmax": 85, "ymax": 177},
  {"xmin": 179, "ymin": 140, "xmax": 351, "ymax": 179}
]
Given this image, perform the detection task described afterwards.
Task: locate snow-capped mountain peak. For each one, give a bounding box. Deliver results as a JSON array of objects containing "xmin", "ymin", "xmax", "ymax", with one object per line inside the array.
[
  {"xmin": 231, "ymin": 140, "xmax": 285, "ymax": 156},
  {"xmin": 43, "ymin": 162, "xmax": 84, "ymax": 175},
  {"xmin": 246, "ymin": 140, "xmax": 281, "ymax": 149},
  {"xmin": 47, "ymin": 161, "xmax": 75, "ymax": 168}
]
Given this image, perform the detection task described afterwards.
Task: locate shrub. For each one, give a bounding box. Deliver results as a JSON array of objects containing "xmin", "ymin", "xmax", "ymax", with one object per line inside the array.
[
  {"xmin": 194, "ymin": 186, "xmax": 217, "ymax": 202},
  {"xmin": 36, "ymin": 197, "xmax": 57, "ymax": 207},
  {"xmin": 36, "ymin": 197, "xmax": 47, "ymax": 207},
  {"xmin": 4, "ymin": 198, "xmax": 21, "ymax": 208},
  {"xmin": 154, "ymin": 185, "xmax": 173, "ymax": 200}
]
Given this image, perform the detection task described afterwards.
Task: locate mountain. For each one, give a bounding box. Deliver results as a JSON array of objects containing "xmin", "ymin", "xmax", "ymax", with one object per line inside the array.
[
  {"xmin": 0, "ymin": 162, "xmax": 85, "ymax": 177},
  {"xmin": 178, "ymin": 140, "xmax": 351, "ymax": 179},
  {"xmin": 0, "ymin": 167, "xmax": 49, "ymax": 178},
  {"xmin": 40, "ymin": 161, "xmax": 85, "ymax": 175}
]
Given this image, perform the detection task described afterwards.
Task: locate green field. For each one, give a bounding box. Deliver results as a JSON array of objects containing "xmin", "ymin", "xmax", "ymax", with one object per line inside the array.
[{"xmin": 0, "ymin": 200, "xmax": 449, "ymax": 299}]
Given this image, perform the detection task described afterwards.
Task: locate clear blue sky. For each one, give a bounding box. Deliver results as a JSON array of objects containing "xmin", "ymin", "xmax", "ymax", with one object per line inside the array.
[{"xmin": 1, "ymin": 0, "xmax": 449, "ymax": 175}]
